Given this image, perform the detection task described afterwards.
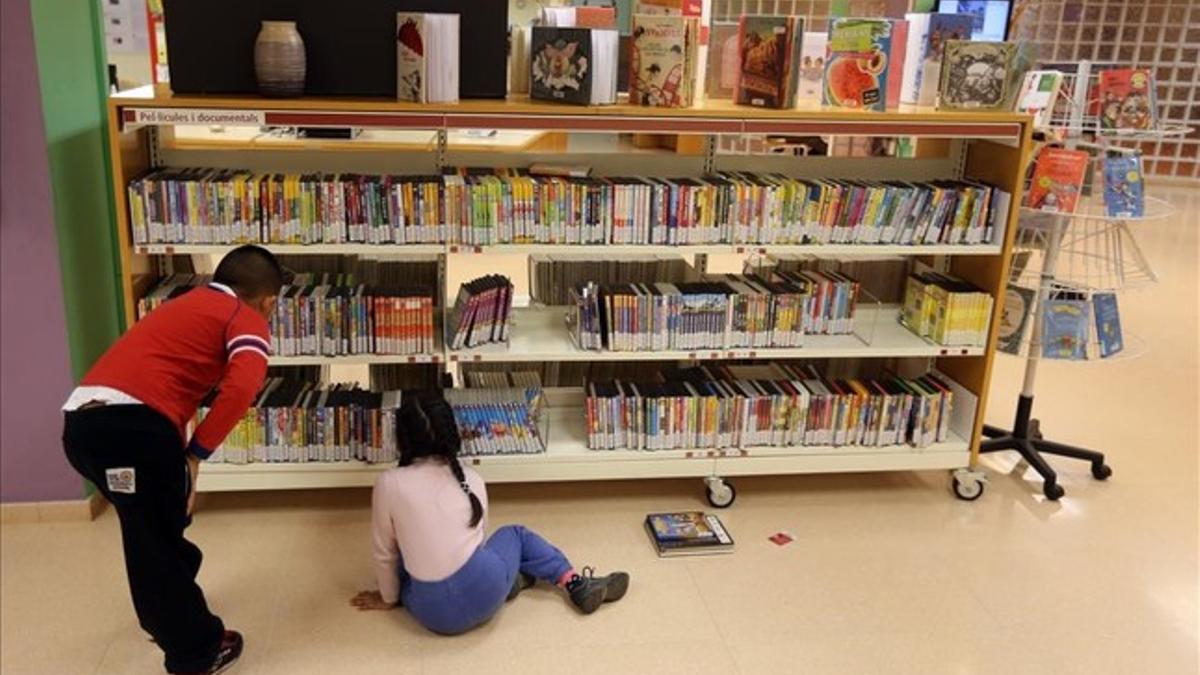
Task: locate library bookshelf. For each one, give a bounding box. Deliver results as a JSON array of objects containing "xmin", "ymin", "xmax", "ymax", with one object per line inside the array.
[{"xmin": 107, "ymin": 86, "xmax": 1032, "ymax": 502}]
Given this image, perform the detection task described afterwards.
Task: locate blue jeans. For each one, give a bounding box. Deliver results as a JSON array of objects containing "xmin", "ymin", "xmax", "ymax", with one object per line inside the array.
[{"xmin": 401, "ymin": 525, "xmax": 573, "ymax": 635}]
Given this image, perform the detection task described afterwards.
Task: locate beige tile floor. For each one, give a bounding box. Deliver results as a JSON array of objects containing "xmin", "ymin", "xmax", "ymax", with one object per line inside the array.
[{"xmin": 2, "ymin": 185, "xmax": 1197, "ymax": 675}]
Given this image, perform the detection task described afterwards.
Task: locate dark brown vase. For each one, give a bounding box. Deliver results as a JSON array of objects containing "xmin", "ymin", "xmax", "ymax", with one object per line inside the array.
[{"xmin": 255, "ymin": 21, "xmax": 306, "ymax": 97}]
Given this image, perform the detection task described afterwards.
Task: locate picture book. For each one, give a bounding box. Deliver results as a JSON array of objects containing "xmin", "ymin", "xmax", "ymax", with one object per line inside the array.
[
  {"xmin": 1016, "ymin": 70, "xmax": 1064, "ymax": 128},
  {"xmin": 900, "ymin": 13, "xmax": 973, "ymax": 106},
  {"xmin": 630, "ymin": 15, "xmax": 698, "ymax": 107},
  {"xmin": 735, "ymin": 16, "xmax": 803, "ymax": 109},
  {"xmin": 1041, "ymin": 298, "xmax": 1090, "ymax": 360},
  {"xmin": 1092, "ymin": 292, "xmax": 1123, "ymax": 358},
  {"xmin": 1025, "ymin": 147, "xmax": 1090, "ymax": 213},
  {"xmin": 998, "ymin": 283, "xmax": 1036, "ymax": 355},
  {"xmin": 395, "ymin": 13, "xmax": 460, "ymax": 104},
  {"xmin": 644, "ymin": 512, "xmax": 735, "ymax": 556},
  {"xmin": 824, "ymin": 18, "xmax": 893, "ymax": 111},
  {"xmin": 937, "ymin": 40, "xmax": 1014, "ymax": 110},
  {"xmin": 705, "ymin": 21, "xmax": 740, "ymax": 99},
  {"xmin": 796, "ymin": 31, "xmax": 827, "ymax": 106},
  {"xmin": 396, "ymin": 14, "xmax": 426, "ymax": 102},
  {"xmin": 1098, "ymin": 68, "xmax": 1155, "ymax": 131},
  {"xmin": 531, "ymin": 28, "xmax": 594, "ymax": 105},
  {"xmin": 1103, "ymin": 154, "xmax": 1145, "ymax": 218}
]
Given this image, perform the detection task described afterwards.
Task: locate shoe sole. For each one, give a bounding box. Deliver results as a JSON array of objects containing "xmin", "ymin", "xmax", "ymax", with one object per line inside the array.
[
  {"xmin": 603, "ymin": 573, "xmax": 630, "ymax": 603},
  {"xmin": 212, "ymin": 656, "xmax": 240, "ymax": 675}
]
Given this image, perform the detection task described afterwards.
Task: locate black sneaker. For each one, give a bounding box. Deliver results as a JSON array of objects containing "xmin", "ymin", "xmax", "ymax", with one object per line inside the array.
[
  {"xmin": 566, "ymin": 567, "xmax": 630, "ymax": 614},
  {"xmin": 171, "ymin": 630, "xmax": 243, "ymax": 675},
  {"xmin": 507, "ymin": 572, "xmax": 536, "ymax": 601}
]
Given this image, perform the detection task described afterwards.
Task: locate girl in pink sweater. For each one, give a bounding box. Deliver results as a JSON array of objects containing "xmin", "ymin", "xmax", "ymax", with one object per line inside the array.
[{"xmin": 351, "ymin": 392, "xmax": 629, "ymax": 634}]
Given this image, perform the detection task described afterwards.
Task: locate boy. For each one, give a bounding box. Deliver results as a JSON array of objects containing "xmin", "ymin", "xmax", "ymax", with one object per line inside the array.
[{"xmin": 62, "ymin": 245, "xmax": 285, "ymax": 674}]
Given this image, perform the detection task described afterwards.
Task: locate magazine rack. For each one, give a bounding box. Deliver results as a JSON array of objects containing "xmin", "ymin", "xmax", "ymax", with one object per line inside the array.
[{"xmin": 983, "ymin": 60, "xmax": 1188, "ymax": 499}]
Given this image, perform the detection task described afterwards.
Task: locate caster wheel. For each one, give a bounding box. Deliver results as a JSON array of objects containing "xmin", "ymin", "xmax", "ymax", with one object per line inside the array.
[
  {"xmin": 1028, "ymin": 419, "xmax": 1044, "ymax": 441},
  {"xmin": 1043, "ymin": 482, "xmax": 1065, "ymax": 501},
  {"xmin": 952, "ymin": 475, "xmax": 985, "ymax": 501},
  {"xmin": 1091, "ymin": 463, "xmax": 1113, "ymax": 481},
  {"xmin": 706, "ymin": 481, "xmax": 737, "ymax": 509}
]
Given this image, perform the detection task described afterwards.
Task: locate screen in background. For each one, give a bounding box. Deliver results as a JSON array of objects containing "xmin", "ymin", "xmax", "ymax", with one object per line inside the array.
[{"xmin": 936, "ymin": 1, "xmax": 1013, "ymax": 41}]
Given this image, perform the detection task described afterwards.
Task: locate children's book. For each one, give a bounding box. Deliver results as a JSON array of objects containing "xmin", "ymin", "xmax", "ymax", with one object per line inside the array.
[
  {"xmin": 630, "ymin": 15, "xmax": 698, "ymax": 107},
  {"xmin": 1041, "ymin": 298, "xmax": 1090, "ymax": 360},
  {"xmin": 1026, "ymin": 147, "xmax": 1090, "ymax": 214},
  {"xmin": 396, "ymin": 13, "xmax": 460, "ymax": 104},
  {"xmin": 1092, "ymin": 292, "xmax": 1123, "ymax": 358},
  {"xmin": 937, "ymin": 40, "xmax": 1014, "ymax": 110},
  {"xmin": 1016, "ymin": 70, "xmax": 1065, "ymax": 128},
  {"xmin": 531, "ymin": 27, "xmax": 620, "ymax": 105},
  {"xmin": 824, "ymin": 18, "xmax": 893, "ymax": 111},
  {"xmin": 900, "ymin": 13, "xmax": 973, "ymax": 106},
  {"xmin": 645, "ymin": 511, "xmax": 735, "ymax": 556},
  {"xmin": 1098, "ymin": 68, "xmax": 1156, "ymax": 131},
  {"xmin": 998, "ymin": 284, "xmax": 1036, "ymax": 355},
  {"xmin": 735, "ymin": 16, "xmax": 803, "ymax": 109},
  {"xmin": 795, "ymin": 31, "xmax": 827, "ymax": 106},
  {"xmin": 1102, "ymin": 154, "xmax": 1145, "ymax": 218}
]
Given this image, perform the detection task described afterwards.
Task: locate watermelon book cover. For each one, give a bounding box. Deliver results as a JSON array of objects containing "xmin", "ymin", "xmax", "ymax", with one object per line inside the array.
[{"xmin": 824, "ymin": 18, "xmax": 892, "ymax": 111}]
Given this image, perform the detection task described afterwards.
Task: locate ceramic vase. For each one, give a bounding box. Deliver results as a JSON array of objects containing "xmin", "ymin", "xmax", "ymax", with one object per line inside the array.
[{"xmin": 254, "ymin": 21, "xmax": 305, "ymax": 97}]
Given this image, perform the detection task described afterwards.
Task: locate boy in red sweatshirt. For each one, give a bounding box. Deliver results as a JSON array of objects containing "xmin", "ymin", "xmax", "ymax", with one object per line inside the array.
[{"xmin": 62, "ymin": 245, "xmax": 286, "ymax": 675}]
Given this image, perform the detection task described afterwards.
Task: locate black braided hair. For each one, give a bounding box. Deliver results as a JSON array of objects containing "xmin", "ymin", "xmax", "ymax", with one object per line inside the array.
[{"xmin": 395, "ymin": 391, "xmax": 484, "ymax": 528}]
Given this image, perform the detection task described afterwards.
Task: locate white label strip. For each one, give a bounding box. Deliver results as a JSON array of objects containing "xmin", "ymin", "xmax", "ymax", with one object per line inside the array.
[{"xmin": 127, "ymin": 108, "xmax": 266, "ymax": 127}]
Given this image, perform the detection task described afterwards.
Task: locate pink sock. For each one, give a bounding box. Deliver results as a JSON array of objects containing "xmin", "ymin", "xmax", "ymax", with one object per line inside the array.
[{"xmin": 556, "ymin": 569, "xmax": 577, "ymax": 588}]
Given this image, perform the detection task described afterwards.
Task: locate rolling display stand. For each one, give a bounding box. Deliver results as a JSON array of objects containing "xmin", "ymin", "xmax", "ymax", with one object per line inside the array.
[{"xmin": 982, "ymin": 60, "xmax": 1187, "ymax": 500}]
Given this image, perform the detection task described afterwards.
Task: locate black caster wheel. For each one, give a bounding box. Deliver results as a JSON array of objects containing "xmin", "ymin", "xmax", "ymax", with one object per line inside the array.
[
  {"xmin": 1028, "ymin": 419, "xmax": 1044, "ymax": 441},
  {"xmin": 1043, "ymin": 482, "xmax": 1065, "ymax": 500},
  {"xmin": 952, "ymin": 475, "xmax": 985, "ymax": 501},
  {"xmin": 706, "ymin": 480, "xmax": 736, "ymax": 509},
  {"xmin": 1091, "ymin": 463, "xmax": 1113, "ymax": 481}
]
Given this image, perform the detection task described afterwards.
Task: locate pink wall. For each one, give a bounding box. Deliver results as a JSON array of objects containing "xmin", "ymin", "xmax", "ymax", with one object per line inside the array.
[{"xmin": 1, "ymin": 0, "xmax": 85, "ymax": 502}]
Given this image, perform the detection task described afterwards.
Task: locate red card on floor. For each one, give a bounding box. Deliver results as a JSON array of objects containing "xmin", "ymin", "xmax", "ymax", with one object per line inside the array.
[{"xmin": 769, "ymin": 531, "xmax": 795, "ymax": 546}]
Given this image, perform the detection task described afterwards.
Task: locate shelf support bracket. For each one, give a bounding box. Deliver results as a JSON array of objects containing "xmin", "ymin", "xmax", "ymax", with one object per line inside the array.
[
  {"xmin": 702, "ymin": 134, "xmax": 717, "ymax": 175},
  {"xmin": 435, "ymin": 129, "xmax": 448, "ymax": 173},
  {"xmin": 147, "ymin": 126, "xmax": 164, "ymax": 169}
]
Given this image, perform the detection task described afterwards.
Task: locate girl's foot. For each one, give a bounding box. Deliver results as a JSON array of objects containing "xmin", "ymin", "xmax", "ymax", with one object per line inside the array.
[{"xmin": 566, "ymin": 567, "xmax": 630, "ymax": 614}]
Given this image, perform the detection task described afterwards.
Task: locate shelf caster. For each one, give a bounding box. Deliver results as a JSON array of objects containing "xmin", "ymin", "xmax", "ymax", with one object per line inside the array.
[
  {"xmin": 1091, "ymin": 462, "xmax": 1113, "ymax": 481},
  {"xmin": 1043, "ymin": 481, "xmax": 1065, "ymax": 501},
  {"xmin": 704, "ymin": 477, "xmax": 736, "ymax": 509},
  {"xmin": 950, "ymin": 469, "xmax": 986, "ymax": 502}
]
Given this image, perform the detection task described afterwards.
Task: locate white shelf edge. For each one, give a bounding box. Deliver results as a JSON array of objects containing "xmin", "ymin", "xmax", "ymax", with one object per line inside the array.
[{"xmin": 135, "ymin": 243, "xmax": 1003, "ymax": 257}]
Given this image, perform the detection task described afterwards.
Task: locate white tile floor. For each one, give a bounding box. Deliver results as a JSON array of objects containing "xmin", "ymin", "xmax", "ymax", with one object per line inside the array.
[{"xmin": 2, "ymin": 185, "xmax": 1196, "ymax": 675}]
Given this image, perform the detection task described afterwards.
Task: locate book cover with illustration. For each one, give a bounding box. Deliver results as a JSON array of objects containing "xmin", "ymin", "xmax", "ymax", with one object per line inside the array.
[
  {"xmin": 1041, "ymin": 298, "xmax": 1090, "ymax": 360},
  {"xmin": 796, "ymin": 31, "xmax": 827, "ymax": 105},
  {"xmin": 645, "ymin": 511, "xmax": 735, "ymax": 556},
  {"xmin": 396, "ymin": 14, "xmax": 426, "ymax": 102},
  {"xmin": 902, "ymin": 13, "xmax": 973, "ymax": 106},
  {"xmin": 735, "ymin": 16, "xmax": 802, "ymax": 109},
  {"xmin": 824, "ymin": 18, "xmax": 893, "ymax": 111},
  {"xmin": 938, "ymin": 40, "xmax": 1014, "ymax": 110},
  {"xmin": 631, "ymin": 15, "xmax": 697, "ymax": 107},
  {"xmin": 1016, "ymin": 70, "xmax": 1065, "ymax": 128},
  {"xmin": 1098, "ymin": 68, "xmax": 1155, "ymax": 131},
  {"xmin": 1103, "ymin": 154, "xmax": 1145, "ymax": 218},
  {"xmin": 531, "ymin": 27, "xmax": 594, "ymax": 105},
  {"xmin": 998, "ymin": 283, "xmax": 1036, "ymax": 355},
  {"xmin": 1026, "ymin": 147, "xmax": 1090, "ymax": 214},
  {"xmin": 1092, "ymin": 292, "xmax": 1123, "ymax": 358}
]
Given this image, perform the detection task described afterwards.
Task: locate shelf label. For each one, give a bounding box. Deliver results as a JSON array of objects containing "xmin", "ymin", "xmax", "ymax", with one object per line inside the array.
[{"xmin": 125, "ymin": 108, "xmax": 266, "ymax": 127}]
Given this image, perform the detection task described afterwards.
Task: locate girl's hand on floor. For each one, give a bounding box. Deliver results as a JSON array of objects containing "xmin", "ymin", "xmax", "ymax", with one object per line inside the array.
[{"xmin": 351, "ymin": 590, "xmax": 395, "ymax": 611}]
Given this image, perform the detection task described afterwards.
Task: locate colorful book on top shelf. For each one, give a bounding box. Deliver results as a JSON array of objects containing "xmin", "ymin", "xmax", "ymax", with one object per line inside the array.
[
  {"xmin": 1102, "ymin": 154, "xmax": 1145, "ymax": 218},
  {"xmin": 997, "ymin": 283, "xmax": 1036, "ymax": 355},
  {"xmin": 705, "ymin": 21, "xmax": 740, "ymax": 99},
  {"xmin": 1097, "ymin": 68, "xmax": 1156, "ymax": 131},
  {"xmin": 1092, "ymin": 292, "xmax": 1123, "ymax": 358},
  {"xmin": 900, "ymin": 13, "xmax": 973, "ymax": 106},
  {"xmin": 449, "ymin": 274, "xmax": 514, "ymax": 350},
  {"xmin": 630, "ymin": 15, "xmax": 699, "ymax": 107},
  {"xmin": 734, "ymin": 16, "xmax": 803, "ymax": 109},
  {"xmin": 824, "ymin": 18, "xmax": 893, "ymax": 111},
  {"xmin": 1025, "ymin": 147, "xmax": 1090, "ymax": 213},
  {"xmin": 1041, "ymin": 296, "xmax": 1089, "ymax": 360},
  {"xmin": 796, "ymin": 31, "xmax": 827, "ymax": 106},
  {"xmin": 396, "ymin": 13, "xmax": 460, "ymax": 104},
  {"xmin": 530, "ymin": 27, "xmax": 620, "ymax": 105},
  {"xmin": 1015, "ymin": 70, "xmax": 1065, "ymax": 128},
  {"xmin": 645, "ymin": 512, "xmax": 735, "ymax": 556},
  {"xmin": 937, "ymin": 40, "xmax": 1015, "ymax": 110}
]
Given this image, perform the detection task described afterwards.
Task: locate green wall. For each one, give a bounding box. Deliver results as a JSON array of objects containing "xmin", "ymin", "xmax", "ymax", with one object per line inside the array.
[{"xmin": 29, "ymin": 0, "xmax": 125, "ymax": 380}]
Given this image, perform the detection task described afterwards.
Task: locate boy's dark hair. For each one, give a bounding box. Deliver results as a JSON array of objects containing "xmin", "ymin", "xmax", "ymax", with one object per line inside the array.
[
  {"xmin": 212, "ymin": 245, "xmax": 286, "ymax": 299},
  {"xmin": 395, "ymin": 391, "xmax": 483, "ymax": 528}
]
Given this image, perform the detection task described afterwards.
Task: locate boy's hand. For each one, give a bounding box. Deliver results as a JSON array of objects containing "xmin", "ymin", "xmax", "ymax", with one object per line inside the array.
[
  {"xmin": 186, "ymin": 453, "xmax": 200, "ymax": 515},
  {"xmin": 351, "ymin": 590, "xmax": 395, "ymax": 611}
]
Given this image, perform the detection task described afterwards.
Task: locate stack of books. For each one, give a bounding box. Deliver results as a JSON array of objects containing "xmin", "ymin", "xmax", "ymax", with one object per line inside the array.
[
  {"xmin": 445, "ymin": 387, "xmax": 546, "ymax": 456},
  {"xmin": 585, "ymin": 364, "xmax": 956, "ymax": 451},
  {"xmin": 900, "ymin": 272, "xmax": 995, "ymax": 347},
  {"xmin": 569, "ymin": 270, "xmax": 860, "ymax": 352},
  {"xmin": 448, "ymin": 275, "xmax": 514, "ymax": 350}
]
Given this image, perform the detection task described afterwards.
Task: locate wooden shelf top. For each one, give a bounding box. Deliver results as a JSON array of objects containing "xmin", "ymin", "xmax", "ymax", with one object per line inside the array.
[{"xmin": 111, "ymin": 86, "xmax": 1030, "ymax": 139}]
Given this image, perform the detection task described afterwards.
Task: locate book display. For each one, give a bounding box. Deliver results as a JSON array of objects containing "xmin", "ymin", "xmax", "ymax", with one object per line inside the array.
[{"xmin": 107, "ymin": 43, "xmax": 1034, "ymax": 503}]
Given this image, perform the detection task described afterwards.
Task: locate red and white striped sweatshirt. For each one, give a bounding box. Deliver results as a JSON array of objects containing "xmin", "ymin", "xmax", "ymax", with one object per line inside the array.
[{"xmin": 79, "ymin": 282, "xmax": 271, "ymax": 459}]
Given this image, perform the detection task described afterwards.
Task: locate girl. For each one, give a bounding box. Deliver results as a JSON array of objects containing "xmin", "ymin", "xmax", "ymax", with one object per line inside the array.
[{"xmin": 351, "ymin": 392, "xmax": 629, "ymax": 635}]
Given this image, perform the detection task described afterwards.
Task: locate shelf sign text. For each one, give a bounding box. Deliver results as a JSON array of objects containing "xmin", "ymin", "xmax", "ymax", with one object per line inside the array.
[{"xmin": 125, "ymin": 108, "xmax": 266, "ymax": 127}]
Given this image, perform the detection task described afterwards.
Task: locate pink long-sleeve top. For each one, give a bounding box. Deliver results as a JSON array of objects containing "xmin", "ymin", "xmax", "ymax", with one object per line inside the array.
[{"xmin": 371, "ymin": 459, "xmax": 489, "ymax": 604}]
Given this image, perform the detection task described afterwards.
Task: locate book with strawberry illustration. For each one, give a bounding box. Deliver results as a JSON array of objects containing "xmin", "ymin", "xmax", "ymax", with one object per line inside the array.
[{"xmin": 823, "ymin": 18, "xmax": 893, "ymax": 112}]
